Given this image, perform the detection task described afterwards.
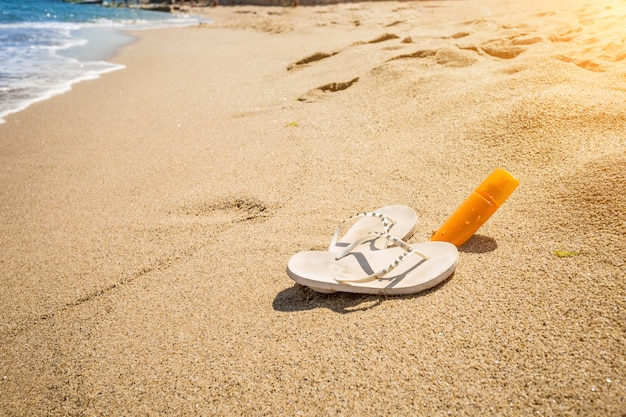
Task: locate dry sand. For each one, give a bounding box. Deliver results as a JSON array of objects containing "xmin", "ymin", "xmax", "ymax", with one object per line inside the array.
[{"xmin": 1, "ymin": 0, "xmax": 625, "ymax": 414}]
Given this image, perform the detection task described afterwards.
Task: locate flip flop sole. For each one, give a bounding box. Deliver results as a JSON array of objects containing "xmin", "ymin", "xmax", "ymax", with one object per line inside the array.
[{"xmin": 287, "ymin": 241, "xmax": 459, "ymax": 295}]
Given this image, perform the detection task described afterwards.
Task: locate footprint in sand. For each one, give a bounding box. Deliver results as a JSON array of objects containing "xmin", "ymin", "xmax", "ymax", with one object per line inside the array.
[
  {"xmin": 287, "ymin": 51, "xmax": 340, "ymax": 71},
  {"xmin": 450, "ymin": 32, "xmax": 470, "ymax": 39},
  {"xmin": 384, "ymin": 20, "xmax": 405, "ymax": 28},
  {"xmin": 290, "ymin": 33, "xmax": 409, "ymax": 102},
  {"xmin": 177, "ymin": 196, "xmax": 271, "ymax": 224},
  {"xmin": 480, "ymin": 33, "xmax": 542, "ymax": 59},
  {"xmin": 549, "ymin": 26, "xmax": 583, "ymax": 43},
  {"xmin": 298, "ymin": 77, "xmax": 360, "ymax": 102},
  {"xmin": 288, "ymin": 33, "xmax": 401, "ymax": 70},
  {"xmin": 556, "ymin": 55, "xmax": 605, "ymax": 72},
  {"xmin": 435, "ymin": 46, "xmax": 479, "ymax": 67},
  {"xmin": 367, "ymin": 33, "xmax": 400, "ymax": 43},
  {"xmin": 389, "ymin": 49, "xmax": 437, "ymax": 61},
  {"xmin": 388, "ymin": 46, "xmax": 477, "ymax": 68}
]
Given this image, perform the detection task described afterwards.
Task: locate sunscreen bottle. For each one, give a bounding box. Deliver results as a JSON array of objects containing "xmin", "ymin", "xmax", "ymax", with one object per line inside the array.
[{"xmin": 431, "ymin": 168, "xmax": 519, "ymax": 247}]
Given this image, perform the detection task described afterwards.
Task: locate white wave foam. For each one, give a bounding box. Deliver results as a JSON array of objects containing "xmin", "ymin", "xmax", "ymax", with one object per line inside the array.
[
  {"xmin": 0, "ymin": 59, "xmax": 125, "ymax": 124},
  {"xmin": 0, "ymin": 10, "xmax": 206, "ymax": 124}
]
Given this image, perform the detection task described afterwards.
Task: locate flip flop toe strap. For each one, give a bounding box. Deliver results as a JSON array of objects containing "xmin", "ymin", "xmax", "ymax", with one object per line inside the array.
[
  {"xmin": 328, "ymin": 211, "xmax": 396, "ymax": 252},
  {"xmin": 334, "ymin": 232, "xmax": 429, "ymax": 285}
]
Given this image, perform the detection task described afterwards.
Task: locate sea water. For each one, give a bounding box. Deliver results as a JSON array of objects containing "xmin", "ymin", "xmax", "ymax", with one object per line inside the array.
[{"xmin": 0, "ymin": 0, "xmax": 204, "ymax": 123}]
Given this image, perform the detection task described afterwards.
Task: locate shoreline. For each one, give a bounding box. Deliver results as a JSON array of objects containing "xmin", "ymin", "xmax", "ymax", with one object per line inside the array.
[
  {"xmin": 60, "ymin": 27, "xmax": 138, "ymax": 62},
  {"xmin": 0, "ymin": 5, "xmax": 204, "ymax": 124},
  {"xmin": 1, "ymin": 1, "xmax": 625, "ymax": 415}
]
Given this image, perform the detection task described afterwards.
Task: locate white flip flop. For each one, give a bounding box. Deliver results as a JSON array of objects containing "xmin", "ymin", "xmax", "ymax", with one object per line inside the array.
[
  {"xmin": 287, "ymin": 232, "xmax": 459, "ymax": 295},
  {"xmin": 329, "ymin": 205, "xmax": 418, "ymax": 254}
]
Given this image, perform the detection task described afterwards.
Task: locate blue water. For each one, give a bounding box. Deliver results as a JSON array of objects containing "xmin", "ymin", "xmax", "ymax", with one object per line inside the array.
[{"xmin": 0, "ymin": 0, "xmax": 204, "ymax": 123}]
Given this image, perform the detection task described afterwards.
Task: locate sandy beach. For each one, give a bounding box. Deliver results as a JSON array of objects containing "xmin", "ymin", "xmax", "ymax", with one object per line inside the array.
[{"xmin": 1, "ymin": 0, "xmax": 625, "ymax": 414}]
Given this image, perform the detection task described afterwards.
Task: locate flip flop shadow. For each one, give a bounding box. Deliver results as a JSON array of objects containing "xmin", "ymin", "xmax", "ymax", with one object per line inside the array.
[{"xmin": 272, "ymin": 271, "xmax": 455, "ymax": 314}]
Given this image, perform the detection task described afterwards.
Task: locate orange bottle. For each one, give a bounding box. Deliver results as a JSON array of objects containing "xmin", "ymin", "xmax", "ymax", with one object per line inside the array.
[{"xmin": 431, "ymin": 168, "xmax": 519, "ymax": 247}]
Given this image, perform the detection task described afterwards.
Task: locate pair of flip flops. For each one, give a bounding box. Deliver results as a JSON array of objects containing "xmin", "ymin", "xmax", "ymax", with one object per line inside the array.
[{"xmin": 287, "ymin": 205, "xmax": 459, "ymax": 295}]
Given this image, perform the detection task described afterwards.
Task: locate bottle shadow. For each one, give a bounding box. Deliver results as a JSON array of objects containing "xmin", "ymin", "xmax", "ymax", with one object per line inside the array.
[
  {"xmin": 272, "ymin": 274, "xmax": 455, "ymax": 314},
  {"xmin": 458, "ymin": 234, "xmax": 498, "ymax": 254}
]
